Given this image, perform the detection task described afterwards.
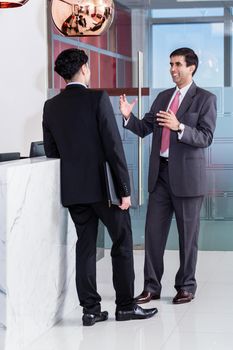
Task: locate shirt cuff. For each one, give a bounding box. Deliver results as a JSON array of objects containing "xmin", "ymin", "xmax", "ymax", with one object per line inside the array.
[
  {"xmin": 124, "ymin": 117, "xmax": 130, "ymax": 126},
  {"xmin": 177, "ymin": 123, "xmax": 185, "ymax": 139},
  {"xmin": 178, "ymin": 130, "xmax": 184, "ymax": 139}
]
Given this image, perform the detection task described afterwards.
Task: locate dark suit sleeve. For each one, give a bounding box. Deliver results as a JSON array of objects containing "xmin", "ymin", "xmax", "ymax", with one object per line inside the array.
[
  {"xmin": 97, "ymin": 91, "xmax": 130, "ymax": 197},
  {"xmin": 180, "ymin": 94, "xmax": 217, "ymax": 148},
  {"xmin": 124, "ymin": 97, "xmax": 159, "ymax": 138},
  {"xmin": 42, "ymin": 102, "xmax": 60, "ymax": 158}
]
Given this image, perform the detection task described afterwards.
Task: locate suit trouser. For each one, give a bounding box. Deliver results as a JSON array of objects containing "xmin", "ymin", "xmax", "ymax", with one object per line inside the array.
[
  {"xmin": 68, "ymin": 201, "xmax": 135, "ymax": 314},
  {"xmin": 144, "ymin": 160, "xmax": 204, "ymax": 295}
]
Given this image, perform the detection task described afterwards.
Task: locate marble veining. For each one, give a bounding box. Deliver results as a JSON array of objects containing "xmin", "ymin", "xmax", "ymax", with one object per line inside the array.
[{"xmin": 0, "ymin": 158, "xmax": 78, "ymax": 350}]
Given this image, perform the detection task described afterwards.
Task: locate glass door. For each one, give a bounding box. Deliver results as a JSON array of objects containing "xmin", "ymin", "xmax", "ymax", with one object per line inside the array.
[
  {"xmin": 150, "ymin": 8, "xmax": 233, "ymax": 250},
  {"xmin": 103, "ymin": 93, "xmax": 152, "ymax": 248}
]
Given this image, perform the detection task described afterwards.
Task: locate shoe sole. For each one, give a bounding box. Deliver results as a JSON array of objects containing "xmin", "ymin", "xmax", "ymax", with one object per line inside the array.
[
  {"xmin": 83, "ymin": 318, "xmax": 108, "ymax": 326},
  {"xmin": 173, "ymin": 296, "xmax": 194, "ymax": 304},
  {"xmin": 135, "ymin": 296, "xmax": 160, "ymax": 304},
  {"xmin": 83, "ymin": 314, "xmax": 108, "ymax": 326},
  {"xmin": 83, "ymin": 319, "xmax": 96, "ymax": 326}
]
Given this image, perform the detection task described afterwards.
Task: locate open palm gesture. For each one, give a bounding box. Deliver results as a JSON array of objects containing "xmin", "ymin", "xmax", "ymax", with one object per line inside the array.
[{"xmin": 119, "ymin": 94, "xmax": 137, "ymax": 119}]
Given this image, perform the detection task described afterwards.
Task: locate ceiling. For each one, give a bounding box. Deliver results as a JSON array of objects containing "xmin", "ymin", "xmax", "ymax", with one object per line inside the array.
[{"xmin": 116, "ymin": 0, "xmax": 233, "ymax": 10}]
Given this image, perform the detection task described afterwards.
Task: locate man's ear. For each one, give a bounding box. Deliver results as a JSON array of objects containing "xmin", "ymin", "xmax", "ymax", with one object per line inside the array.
[
  {"xmin": 190, "ymin": 65, "xmax": 195, "ymax": 74},
  {"xmin": 80, "ymin": 64, "xmax": 86, "ymax": 75}
]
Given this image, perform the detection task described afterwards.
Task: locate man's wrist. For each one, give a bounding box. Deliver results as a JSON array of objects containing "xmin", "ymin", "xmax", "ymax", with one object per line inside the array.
[
  {"xmin": 177, "ymin": 122, "xmax": 185, "ymax": 133},
  {"xmin": 124, "ymin": 113, "xmax": 131, "ymax": 120}
]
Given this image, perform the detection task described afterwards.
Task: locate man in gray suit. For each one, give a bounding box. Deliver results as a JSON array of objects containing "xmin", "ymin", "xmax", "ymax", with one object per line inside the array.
[{"xmin": 119, "ymin": 48, "xmax": 217, "ymax": 304}]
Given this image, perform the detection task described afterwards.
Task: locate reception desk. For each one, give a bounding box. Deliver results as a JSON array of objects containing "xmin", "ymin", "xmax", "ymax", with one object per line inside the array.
[{"xmin": 0, "ymin": 157, "xmax": 104, "ymax": 350}]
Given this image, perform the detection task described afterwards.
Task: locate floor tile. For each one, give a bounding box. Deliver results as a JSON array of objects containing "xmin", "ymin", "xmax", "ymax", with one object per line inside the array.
[
  {"xmin": 5, "ymin": 250, "xmax": 233, "ymax": 350},
  {"xmin": 161, "ymin": 331, "xmax": 233, "ymax": 350},
  {"xmin": 176, "ymin": 312, "xmax": 233, "ymax": 333}
]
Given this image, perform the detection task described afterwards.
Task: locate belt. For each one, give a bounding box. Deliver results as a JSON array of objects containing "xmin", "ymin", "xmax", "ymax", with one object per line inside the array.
[{"xmin": 160, "ymin": 156, "xmax": 168, "ymax": 163}]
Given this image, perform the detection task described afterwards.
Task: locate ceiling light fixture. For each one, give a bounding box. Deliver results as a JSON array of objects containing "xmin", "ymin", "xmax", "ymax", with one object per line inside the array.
[
  {"xmin": 51, "ymin": 0, "xmax": 115, "ymax": 37},
  {"xmin": 0, "ymin": 0, "xmax": 29, "ymax": 8}
]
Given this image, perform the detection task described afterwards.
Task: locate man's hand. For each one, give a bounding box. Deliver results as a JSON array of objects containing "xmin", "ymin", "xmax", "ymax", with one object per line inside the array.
[
  {"xmin": 156, "ymin": 109, "xmax": 180, "ymax": 131},
  {"xmin": 119, "ymin": 196, "xmax": 131, "ymax": 210},
  {"xmin": 119, "ymin": 94, "xmax": 137, "ymax": 120}
]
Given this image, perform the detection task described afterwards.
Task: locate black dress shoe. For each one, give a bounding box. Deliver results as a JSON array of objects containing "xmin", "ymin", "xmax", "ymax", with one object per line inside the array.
[
  {"xmin": 82, "ymin": 311, "xmax": 108, "ymax": 326},
  {"xmin": 115, "ymin": 305, "xmax": 158, "ymax": 321},
  {"xmin": 135, "ymin": 291, "xmax": 160, "ymax": 304},
  {"xmin": 173, "ymin": 290, "xmax": 194, "ymax": 304}
]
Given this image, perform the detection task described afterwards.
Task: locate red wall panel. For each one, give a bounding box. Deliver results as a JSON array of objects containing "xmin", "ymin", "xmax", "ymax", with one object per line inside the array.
[
  {"xmin": 116, "ymin": 9, "xmax": 132, "ymax": 57},
  {"xmin": 79, "ymin": 33, "xmax": 108, "ymax": 50},
  {"xmin": 125, "ymin": 61, "xmax": 133, "ymax": 87},
  {"xmin": 53, "ymin": 40, "xmax": 61, "ymax": 89},
  {"xmin": 100, "ymin": 55, "xmax": 116, "ymax": 88},
  {"xmin": 89, "ymin": 51, "xmax": 99, "ymax": 88}
]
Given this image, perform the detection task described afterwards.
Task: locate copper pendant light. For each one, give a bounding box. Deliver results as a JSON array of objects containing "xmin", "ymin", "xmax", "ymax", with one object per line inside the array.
[
  {"xmin": 0, "ymin": 0, "xmax": 28, "ymax": 8},
  {"xmin": 51, "ymin": 0, "xmax": 115, "ymax": 37}
]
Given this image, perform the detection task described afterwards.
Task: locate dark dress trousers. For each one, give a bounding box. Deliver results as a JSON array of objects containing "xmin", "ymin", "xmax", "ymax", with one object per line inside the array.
[
  {"xmin": 43, "ymin": 84, "xmax": 135, "ymax": 314},
  {"xmin": 124, "ymin": 82, "xmax": 217, "ymax": 295}
]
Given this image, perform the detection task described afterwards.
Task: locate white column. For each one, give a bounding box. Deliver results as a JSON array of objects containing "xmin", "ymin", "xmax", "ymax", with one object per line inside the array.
[{"xmin": 0, "ymin": 1, "xmax": 48, "ymax": 156}]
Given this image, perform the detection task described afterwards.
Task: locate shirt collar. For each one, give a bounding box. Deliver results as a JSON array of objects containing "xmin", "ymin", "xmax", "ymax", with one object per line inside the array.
[
  {"xmin": 176, "ymin": 80, "xmax": 193, "ymax": 97},
  {"xmin": 67, "ymin": 82, "xmax": 87, "ymax": 88}
]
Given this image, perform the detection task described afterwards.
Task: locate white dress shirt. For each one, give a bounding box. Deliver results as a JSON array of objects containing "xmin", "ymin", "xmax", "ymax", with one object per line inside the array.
[
  {"xmin": 67, "ymin": 82, "xmax": 87, "ymax": 88},
  {"xmin": 160, "ymin": 80, "xmax": 193, "ymax": 157},
  {"xmin": 124, "ymin": 81, "xmax": 193, "ymax": 157}
]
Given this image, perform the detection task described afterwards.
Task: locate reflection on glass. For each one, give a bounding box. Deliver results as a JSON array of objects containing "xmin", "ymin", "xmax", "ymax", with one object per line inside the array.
[
  {"xmin": 151, "ymin": 7, "xmax": 224, "ymax": 18},
  {"xmin": 152, "ymin": 23, "xmax": 224, "ymax": 87},
  {"xmin": 52, "ymin": 0, "xmax": 115, "ymax": 36},
  {"xmin": 0, "ymin": 0, "xmax": 28, "ymax": 8}
]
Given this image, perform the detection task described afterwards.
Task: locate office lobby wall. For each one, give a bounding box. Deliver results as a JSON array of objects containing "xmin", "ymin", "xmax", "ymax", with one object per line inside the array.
[
  {"xmin": 0, "ymin": 1, "xmax": 48, "ymax": 156},
  {"xmin": 0, "ymin": 2, "xmax": 132, "ymax": 154},
  {"xmin": 50, "ymin": 4, "xmax": 132, "ymax": 89}
]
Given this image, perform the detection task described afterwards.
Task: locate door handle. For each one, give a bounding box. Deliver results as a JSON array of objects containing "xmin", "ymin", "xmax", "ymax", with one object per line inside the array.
[{"xmin": 138, "ymin": 51, "xmax": 143, "ymax": 206}]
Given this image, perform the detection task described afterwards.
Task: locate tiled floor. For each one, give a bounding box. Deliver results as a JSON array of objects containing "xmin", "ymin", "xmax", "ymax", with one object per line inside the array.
[{"xmin": 2, "ymin": 250, "xmax": 233, "ymax": 350}]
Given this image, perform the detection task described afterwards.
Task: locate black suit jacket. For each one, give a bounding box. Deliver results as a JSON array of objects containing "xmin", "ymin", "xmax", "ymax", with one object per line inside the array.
[
  {"xmin": 43, "ymin": 84, "xmax": 130, "ymax": 206},
  {"xmin": 125, "ymin": 82, "xmax": 217, "ymax": 197}
]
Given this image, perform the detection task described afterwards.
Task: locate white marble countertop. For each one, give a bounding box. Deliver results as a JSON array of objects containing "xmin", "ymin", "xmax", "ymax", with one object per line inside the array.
[
  {"xmin": 0, "ymin": 156, "xmax": 57, "ymax": 167},
  {"xmin": 0, "ymin": 156, "xmax": 78, "ymax": 350}
]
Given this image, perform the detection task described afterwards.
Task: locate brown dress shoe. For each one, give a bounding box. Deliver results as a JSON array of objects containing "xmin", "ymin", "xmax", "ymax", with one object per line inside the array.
[
  {"xmin": 173, "ymin": 290, "xmax": 194, "ymax": 304},
  {"xmin": 135, "ymin": 291, "xmax": 160, "ymax": 304}
]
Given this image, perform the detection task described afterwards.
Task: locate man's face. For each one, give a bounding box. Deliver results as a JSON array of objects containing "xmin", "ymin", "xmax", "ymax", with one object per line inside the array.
[{"xmin": 170, "ymin": 55, "xmax": 195, "ymax": 88}]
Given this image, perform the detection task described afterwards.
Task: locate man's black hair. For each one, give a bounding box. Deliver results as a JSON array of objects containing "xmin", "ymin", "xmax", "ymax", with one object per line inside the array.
[{"xmin": 54, "ymin": 48, "xmax": 88, "ymax": 80}]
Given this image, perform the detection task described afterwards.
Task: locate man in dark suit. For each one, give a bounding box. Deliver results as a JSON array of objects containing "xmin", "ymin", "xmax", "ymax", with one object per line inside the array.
[
  {"xmin": 42, "ymin": 48, "xmax": 157, "ymax": 326},
  {"xmin": 120, "ymin": 48, "xmax": 217, "ymax": 304}
]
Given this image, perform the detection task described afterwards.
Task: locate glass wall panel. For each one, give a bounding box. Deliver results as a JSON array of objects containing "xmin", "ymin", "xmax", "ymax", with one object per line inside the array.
[
  {"xmin": 151, "ymin": 8, "xmax": 224, "ymax": 18},
  {"xmin": 151, "ymin": 6, "xmax": 233, "ymax": 250},
  {"xmin": 152, "ymin": 23, "xmax": 224, "ymax": 88}
]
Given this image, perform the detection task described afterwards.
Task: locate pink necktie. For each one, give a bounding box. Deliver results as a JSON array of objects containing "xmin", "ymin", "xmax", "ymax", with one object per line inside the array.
[{"xmin": 160, "ymin": 91, "xmax": 180, "ymax": 153}]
